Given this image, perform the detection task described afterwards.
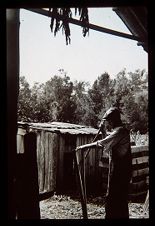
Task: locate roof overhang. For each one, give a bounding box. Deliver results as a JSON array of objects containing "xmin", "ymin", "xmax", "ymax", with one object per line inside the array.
[{"xmin": 113, "ymin": 6, "xmax": 148, "ymax": 52}]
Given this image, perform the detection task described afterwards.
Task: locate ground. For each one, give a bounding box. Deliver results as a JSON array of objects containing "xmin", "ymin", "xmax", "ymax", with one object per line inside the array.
[{"xmin": 40, "ymin": 194, "xmax": 149, "ymax": 219}]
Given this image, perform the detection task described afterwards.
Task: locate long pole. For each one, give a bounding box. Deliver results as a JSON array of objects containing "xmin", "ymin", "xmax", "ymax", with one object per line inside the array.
[
  {"xmin": 85, "ymin": 128, "xmax": 101, "ymax": 159},
  {"xmin": 73, "ymin": 127, "xmax": 102, "ymax": 219},
  {"xmin": 74, "ymin": 150, "xmax": 88, "ymax": 219}
]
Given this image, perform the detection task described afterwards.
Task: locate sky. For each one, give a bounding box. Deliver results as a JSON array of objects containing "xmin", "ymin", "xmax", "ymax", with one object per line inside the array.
[{"xmin": 19, "ymin": 8, "xmax": 148, "ymax": 87}]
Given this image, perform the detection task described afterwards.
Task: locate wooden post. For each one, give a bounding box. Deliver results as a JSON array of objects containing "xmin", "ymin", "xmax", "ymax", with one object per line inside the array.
[
  {"xmin": 6, "ymin": 9, "xmax": 20, "ymax": 219},
  {"xmin": 16, "ymin": 132, "xmax": 40, "ymax": 219}
]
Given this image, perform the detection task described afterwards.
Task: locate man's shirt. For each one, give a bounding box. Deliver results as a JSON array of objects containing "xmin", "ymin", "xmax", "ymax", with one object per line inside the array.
[{"xmin": 96, "ymin": 126, "xmax": 132, "ymax": 196}]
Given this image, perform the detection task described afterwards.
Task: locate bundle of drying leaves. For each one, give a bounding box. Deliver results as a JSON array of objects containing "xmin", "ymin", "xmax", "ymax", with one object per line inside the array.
[{"xmin": 49, "ymin": 8, "xmax": 89, "ymax": 45}]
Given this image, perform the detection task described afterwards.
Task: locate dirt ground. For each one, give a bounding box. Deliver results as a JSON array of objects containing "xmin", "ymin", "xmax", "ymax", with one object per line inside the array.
[{"xmin": 40, "ymin": 194, "xmax": 149, "ymax": 219}]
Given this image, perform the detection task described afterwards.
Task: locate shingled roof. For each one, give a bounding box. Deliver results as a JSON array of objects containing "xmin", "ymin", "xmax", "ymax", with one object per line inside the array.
[{"xmin": 18, "ymin": 121, "xmax": 99, "ymax": 135}]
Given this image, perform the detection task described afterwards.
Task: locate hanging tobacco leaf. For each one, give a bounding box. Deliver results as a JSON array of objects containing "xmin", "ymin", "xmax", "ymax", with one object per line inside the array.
[
  {"xmin": 49, "ymin": 7, "xmax": 89, "ymax": 45},
  {"xmin": 80, "ymin": 8, "xmax": 89, "ymax": 37}
]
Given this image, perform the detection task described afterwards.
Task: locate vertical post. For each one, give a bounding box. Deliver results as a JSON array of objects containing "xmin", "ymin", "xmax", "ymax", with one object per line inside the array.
[
  {"xmin": 6, "ymin": 9, "xmax": 20, "ymax": 219},
  {"xmin": 16, "ymin": 132, "xmax": 40, "ymax": 219}
]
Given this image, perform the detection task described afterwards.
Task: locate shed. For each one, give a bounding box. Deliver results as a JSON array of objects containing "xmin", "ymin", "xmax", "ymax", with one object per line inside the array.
[
  {"xmin": 17, "ymin": 121, "xmax": 103, "ymax": 195},
  {"xmin": 17, "ymin": 121, "xmax": 149, "ymax": 201}
]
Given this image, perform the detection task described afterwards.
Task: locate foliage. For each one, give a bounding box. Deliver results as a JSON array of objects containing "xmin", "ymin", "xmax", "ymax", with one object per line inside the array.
[
  {"xmin": 18, "ymin": 69, "xmax": 148, "ymax": 133},
  {"xmin": 72, "ymin": 80, "xmax": 96, "ymax": 126},
  {"xmin": 44, "ymin": 70, "xmax": 76, "ymax": 122},
  {"xmin": 87, "ymin": 73, "xmax": 115, "ymax": 127},
  {"xmin": 18, "ymin": 76, "xmax": 32, "ymax": 122}
]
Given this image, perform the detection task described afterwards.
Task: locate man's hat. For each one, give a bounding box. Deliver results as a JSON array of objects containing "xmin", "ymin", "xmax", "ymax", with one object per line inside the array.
[{"xmin": 102, "ymin": 107, "xmax": 121, "ymax": 121}]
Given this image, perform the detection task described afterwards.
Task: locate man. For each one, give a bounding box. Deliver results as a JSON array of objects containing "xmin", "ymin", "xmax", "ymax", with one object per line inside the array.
[{"xmin": 76, "ymin": 107, "xmax": 132, "ymax": 219}]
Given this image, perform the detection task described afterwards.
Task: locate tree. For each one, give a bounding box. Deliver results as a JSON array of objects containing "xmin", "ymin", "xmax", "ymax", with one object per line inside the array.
[
  {"xmin": 18, "ymin": 69, "xmax": 148, "ymax": 133},
  {"xmin": 44, "ymin": 71, "xmax": 76, "ymax": 122},
  {"xmin": 112, "ymin": 69, "xmax": 148, "ymax": 133},
  {"xmin": 72, "ymin": 80, "xmax": 94, "ymax": 126},
  {"xmin": 87, "ymin": 72, "xmax": 116, "ymax": 127},
  {"xmin": 30, "ymin": 82, "xmax": 50, "ymax": 122},
  {"xmin": 18, "ymin": 76, "xmax": 32, "ymax": 121}
]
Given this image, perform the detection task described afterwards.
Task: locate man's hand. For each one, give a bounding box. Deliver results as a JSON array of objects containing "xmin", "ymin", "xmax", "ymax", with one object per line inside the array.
[{"xmin": 75, "ymin": 144, "xmax": 88, "ymax": 151}]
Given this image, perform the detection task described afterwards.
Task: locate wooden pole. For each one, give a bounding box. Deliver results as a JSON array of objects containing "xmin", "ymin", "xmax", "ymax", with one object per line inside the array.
[
  {"xmin": 81, "ymin": 150, "xmax": 87, "ymax": 214},
  {"xmin": 6, "ymin": 9, "xmax": 20, "ymax": 219},
  {"xmin": 74, "ymin": 151, "xmax": 88, "ymax": 219},
  {"xmin": 85, "ymin": 128, "xmax": 101, "ymax": 159},
  {"xmin": 27, "ymin": 8, "xmax": 142, "ymax": 42},
  {"xmin": 73, "ymin": 128, "xmax": 102, "ymax": 219}
]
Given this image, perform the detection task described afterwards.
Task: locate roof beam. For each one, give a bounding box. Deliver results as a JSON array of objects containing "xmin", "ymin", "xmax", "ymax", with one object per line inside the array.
[{"xmin": 26, "ymin": 8, "xmax": 143, "ymax": 42}]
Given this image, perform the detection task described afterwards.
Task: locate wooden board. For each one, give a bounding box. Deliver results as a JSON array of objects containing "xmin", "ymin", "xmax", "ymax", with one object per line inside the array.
[
  {"xmin": 132, "ymin": 168, "xmax": 149, "ymax": 177},
  {"xmin": 132, "ymin": 156, "xmax": 149, "ymax": 165}
]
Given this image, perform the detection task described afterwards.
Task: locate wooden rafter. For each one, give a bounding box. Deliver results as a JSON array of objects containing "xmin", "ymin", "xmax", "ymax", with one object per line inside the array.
[{"xmin": 26, "ymin": 8, "xmax": 143, "ymax": 42}]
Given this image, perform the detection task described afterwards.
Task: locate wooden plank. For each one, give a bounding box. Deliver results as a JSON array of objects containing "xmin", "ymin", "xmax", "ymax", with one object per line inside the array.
[
  {"xmin": 53, "ymin": 133, "xmax": 59, "ymax": 191},
  {"xmin": 57, "ymin": 136, "xmax": 65, "ymax": 190},
  {"xmin": 131, "ymin": 145, "xmax": 148, "ymax": 153},
  {"xmin": 36, "ymin": 132, "xmax": 42, "ymax": 192},
  {"xmin": 132, "ymin": 150, "xmax": 149, "ymax": 158},
  {"xmin": 44, "ymin": 132, "xmax": 49, "ymax": 192},
  {"xmin": 132, "ymin": 156, "xmax": 149, "ymax": 165},
  {"xmin": 17, "ymin": 134, "xmax": 24, "ymax": 154},
  {"xmin": 36, "ymin": 132, "xmax": 41, "ymax": 192},
  {"xmin": 48, "ymin": 133, "xmax": 52, "ymax": 192},
  {"xmin": 53, "ymin": 134, "xmax": 58, "ymax": 191},
  {"xmin": 48, "ymin": 133, "xmax": 58, "ymax": 192},
  {"xmin": 132, "ymin": 168, "xmax": 149, "ymax": 177},
  {"xmin": 132, "ymin": 162, "xmax": 149, "ymax": 171},
  {"xmin": 39, "ymin": 131, "xmax": 45, "ymax": 192}
]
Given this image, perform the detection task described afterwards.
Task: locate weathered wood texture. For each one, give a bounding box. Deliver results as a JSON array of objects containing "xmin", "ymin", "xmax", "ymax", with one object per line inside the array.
[
  {"xmin": 129, "ymin": 145, "xmax": 149, "ymax": 201},
  {"xmin": 17, "ymin": 123, "xmax": 149, "ymax": 202},
  {"xmin": 36, "ymin": 131, "xmax": 58, "ymax": 193}
]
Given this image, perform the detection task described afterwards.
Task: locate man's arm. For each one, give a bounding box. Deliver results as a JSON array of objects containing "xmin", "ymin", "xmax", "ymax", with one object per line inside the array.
[
  {"xmin": 97, "ymin": 128, "xmax": 122, "ymax": 148},
  {"xmin": 76, "ymin": 141, "xmax": 98, "ymax": 151}
]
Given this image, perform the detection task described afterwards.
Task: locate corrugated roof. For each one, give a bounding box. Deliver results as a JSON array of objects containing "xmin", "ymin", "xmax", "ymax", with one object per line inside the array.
[{"xmin": 18, "ymin": 121, "xmax": 99, "ymax": 135}]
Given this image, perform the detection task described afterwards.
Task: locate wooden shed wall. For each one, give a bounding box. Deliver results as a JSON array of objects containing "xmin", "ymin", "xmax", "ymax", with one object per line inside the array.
[
  {"xmin": 17, "ymin": 127, "xmax": 149, "ymax": 201},
  {"xmin": 76, "ymin": 135, "xmax": 103, "ymax": 194},
  {"xmin": 36, "ymin": 130, "xmax": 58, "ymax": 193}
]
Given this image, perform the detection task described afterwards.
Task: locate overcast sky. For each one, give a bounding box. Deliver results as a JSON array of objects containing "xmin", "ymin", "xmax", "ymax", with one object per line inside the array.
[{"xmin": 19, "ymin": 8, "xmax": 148, "ymax": 87}]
